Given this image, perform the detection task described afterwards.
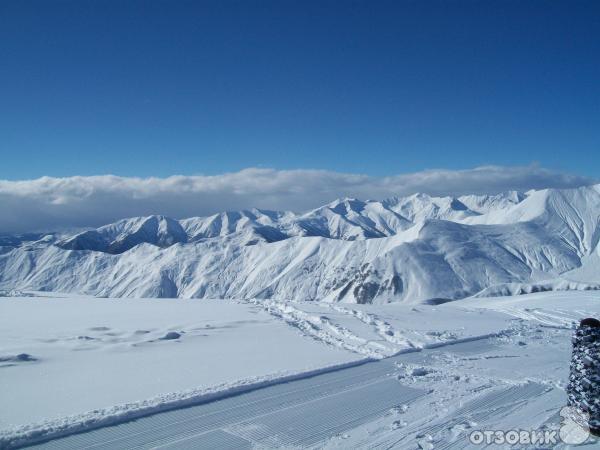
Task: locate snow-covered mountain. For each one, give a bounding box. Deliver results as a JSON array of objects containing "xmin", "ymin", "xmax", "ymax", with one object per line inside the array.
[
  {"xmin": 58, "ymin": 215, "xmax": 188, "ymax": 254},
  {"xmin": 2, "ymin": 184, "xmax": 600, "ymax": 303}
]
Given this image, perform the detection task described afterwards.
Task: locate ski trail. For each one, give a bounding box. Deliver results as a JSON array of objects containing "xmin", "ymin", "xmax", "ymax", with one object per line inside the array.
[
  {"xmin": 486, "ymin": 306, "xmax": 577, "ymax": 327},
  {"xmin": 329, "ymin": 305, "xmax": 417, "ymax": 351},
  {"xmin": 249, "ymin": 299, "xmax": 392, "ymax": 359},
  {"xmin": 375, "ymin": 382, "xmax": 550, "ymax": 450}
]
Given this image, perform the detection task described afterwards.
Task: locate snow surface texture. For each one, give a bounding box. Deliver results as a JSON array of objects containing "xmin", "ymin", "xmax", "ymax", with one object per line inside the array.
[
  {"xmin": 2, "ymin": 291, "xmax": 599, "ymax": 448},
  {"xmin": 1, "ymin": 185, "xmax": 600, "ymax": 303},
  {"xmin": 0, "ymin": 295, "xmax": 358, "ymax": 436}
]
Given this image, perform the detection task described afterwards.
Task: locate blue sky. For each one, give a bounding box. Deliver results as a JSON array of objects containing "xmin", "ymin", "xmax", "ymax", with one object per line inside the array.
[{"xmin": 1, "ymin": 0, "xmax": 599, "ymax": 180}]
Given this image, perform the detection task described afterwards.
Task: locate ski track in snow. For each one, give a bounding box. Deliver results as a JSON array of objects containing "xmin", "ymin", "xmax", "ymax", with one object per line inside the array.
[
  {"xmin": 251, "ymin": 298, "xmax": 515, "ymax": 360},
  {"xmin": 2, "ymin": 292, "xmax": 600, "ymax": 448},
  {"xmin": 253, "ymin": 299, "xmax": 391, "ymax": 359},
  {"xmin": 247, "ymin": 293, "xmax": 600, "ymax": 448},
  {"xmin": 0, "ymin": 359, "xmax": 372, "ymax": 449},
  {"xmin": 329, "ymin": 305, "xmax": 418, "ymax": 349}
]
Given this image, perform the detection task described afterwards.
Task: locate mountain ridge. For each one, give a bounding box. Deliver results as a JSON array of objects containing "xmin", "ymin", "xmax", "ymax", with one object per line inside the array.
[{"xmin": 1, "ymin": 184, "xmax": 600, "ymax": 303}]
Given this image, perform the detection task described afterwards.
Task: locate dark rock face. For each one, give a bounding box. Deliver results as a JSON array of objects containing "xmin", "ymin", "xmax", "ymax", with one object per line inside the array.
[
  {"xmin": 353, "ymin": 282, "xmax": 380, "ymax": 304},
  {"xmin": 567, "ymin": 319, "xmax": 600, "ymax": 434},
  {"xmin": 338, "ymin": 264, "xmax": 405, "ymax": 304}
]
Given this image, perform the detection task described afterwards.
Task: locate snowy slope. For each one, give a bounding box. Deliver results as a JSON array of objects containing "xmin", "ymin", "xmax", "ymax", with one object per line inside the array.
[
  {"xmin": 0, "ymin": 294, "xmax": 358, "ymax": 433},
  {"xmin": 57, "ymin": 215, "xmax": 188, "ymax": 253},
  {"xmin": 1, "ymin": 184, "xmax": 600, "ymax": 303},
  {"xmin": 3, "ymin": 291, "xmax": 600, "ymax": 448}
]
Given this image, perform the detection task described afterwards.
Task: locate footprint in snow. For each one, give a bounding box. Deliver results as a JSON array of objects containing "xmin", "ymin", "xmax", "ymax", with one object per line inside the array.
[
  {"xmin": 416, "ymin": 434, "xmax": 434, "ymax": 450},
  {"xmin": 77, "ymin": 335, "xmax": 96, "ymax": 341},
  {"xmin": 391, "ymin": 420, "xmax": 407, "ymax": 430},
  {"xmin": 390, "ymin": 404, "xmax": 409, "ymax": 415},
  {"xmin": 0, "ymin": 353, "xmax": 37, "ymax": 367},
  {"xmin": 412, "ymin": 367, "xmax": 431, "ymax": 377},
  {"xmin": 160, "ymin": 331, "xmax": 182, "ymax": 340}
]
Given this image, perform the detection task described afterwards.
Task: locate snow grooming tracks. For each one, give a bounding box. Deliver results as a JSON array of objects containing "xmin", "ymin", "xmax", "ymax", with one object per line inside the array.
[
  {"xmin": 26, "ymin": 359, "xmax": 426, "ymax": 450},
  {"xmin": 0, "ymin": 359, "xmax": 371, "ymax": 449},
  {"xmin": 225, "ymin": 378, "xmax": 423, "ymax": 448},
  {"xmin": 484, "ymin": 306, "xmax": 582, "ymax": 328},
  {"xmin": 374, "ymin": 382, "xmax": 550, "ymax": 450}
]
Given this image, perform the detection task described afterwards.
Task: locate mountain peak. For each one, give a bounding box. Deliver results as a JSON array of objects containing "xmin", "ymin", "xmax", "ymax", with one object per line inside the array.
[{"xmin": 3, "ymin": 184, "xmax": 600, "ymax": 304}]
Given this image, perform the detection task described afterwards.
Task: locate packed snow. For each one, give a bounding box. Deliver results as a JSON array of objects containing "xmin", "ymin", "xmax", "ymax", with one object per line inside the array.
[
  {"xmin": 0, "ymin": 293, "xmax": 358, "ymax": 443},
  {"xmin": 320, "ymin": 292, "xmax": 600, "ymax": 449},
  {"xmin": 1, "ymin": 291, "xmax": 599, "ymax": 448}
]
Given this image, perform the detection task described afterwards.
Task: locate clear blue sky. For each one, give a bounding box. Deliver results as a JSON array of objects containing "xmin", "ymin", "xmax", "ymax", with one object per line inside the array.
[{"xmin": 1, "ymin": 0, "xmax": 599, "ymax": 180}]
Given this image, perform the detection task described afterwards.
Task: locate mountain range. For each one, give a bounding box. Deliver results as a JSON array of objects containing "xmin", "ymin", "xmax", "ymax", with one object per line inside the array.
[{"xmin": 2, "ymin": 184, "xmax": 600, "ymax": 303}]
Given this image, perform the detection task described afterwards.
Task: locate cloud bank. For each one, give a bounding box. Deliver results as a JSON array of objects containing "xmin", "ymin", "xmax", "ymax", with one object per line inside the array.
[{"xmin": 1, "ymin": 165, "xmax": 596, "ymax": 233}]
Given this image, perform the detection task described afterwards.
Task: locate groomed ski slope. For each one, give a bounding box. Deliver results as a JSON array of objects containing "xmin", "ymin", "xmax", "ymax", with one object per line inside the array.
[
  {"xmin": 2, "ymin": 291, "xmax": 600, "ymax": 448},
  {"xmin": 0, "ymin": 294, "xmax": 359, "ymax": 443}
]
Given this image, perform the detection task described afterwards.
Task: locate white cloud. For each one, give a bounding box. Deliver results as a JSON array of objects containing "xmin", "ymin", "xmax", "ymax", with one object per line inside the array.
[{"xmin": 0, "ymin": 165, "xmax": 596, "ymax": 233}]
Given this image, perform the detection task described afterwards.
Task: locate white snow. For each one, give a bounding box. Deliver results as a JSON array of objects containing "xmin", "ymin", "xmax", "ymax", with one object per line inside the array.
[
  {"xmin": 2, "ymin": 183, "xmax": 600, "ymax": 447},
  {"xmin": 2, "ymin": 184, "xmax": 600, "ymax": 303},
  {"xmin": 0, "ymin": 294, "xmax": 358, "ymax": 437},
  {"xmin": 319, "ymin": 291, "xmax": 600, "ymax": 449},
  {"xmin": 2, "ymin": 291, "xmax": 599, "ymax": 448}
]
